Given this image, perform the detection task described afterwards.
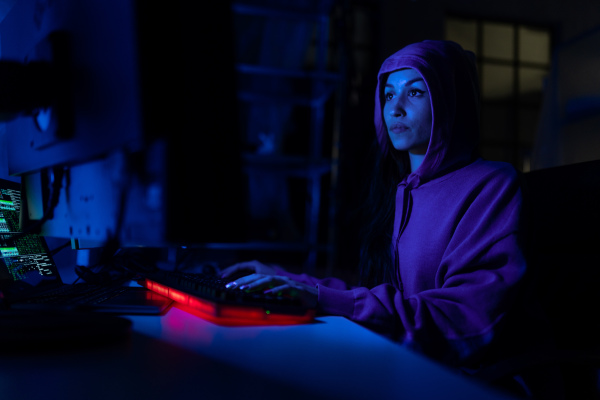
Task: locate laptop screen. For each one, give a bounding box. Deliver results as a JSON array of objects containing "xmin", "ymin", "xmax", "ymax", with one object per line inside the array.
[{"xmin": 0, "ymin": 178, "xmax": 62, "ymax": 301}]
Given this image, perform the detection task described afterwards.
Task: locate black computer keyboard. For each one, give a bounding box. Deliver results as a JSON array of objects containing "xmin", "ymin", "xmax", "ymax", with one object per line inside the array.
[
  {"xmin": 139, "ymin": 271, "xmax": 316, "ymax": 325},
  {"xmin": 145, "ymin": 271, "xmax": 305, "ymax": 311}
]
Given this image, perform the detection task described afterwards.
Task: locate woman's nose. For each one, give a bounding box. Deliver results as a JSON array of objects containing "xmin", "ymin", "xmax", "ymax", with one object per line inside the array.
[{"xmin": 390, "ymin": 98, "xmax": 406, "ymax": 117}]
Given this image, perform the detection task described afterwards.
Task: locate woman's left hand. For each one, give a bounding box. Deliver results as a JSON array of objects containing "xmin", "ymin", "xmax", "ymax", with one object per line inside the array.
[{"xmin": 225, "ymin": 274, "xmax": 318, "ymax": 308}]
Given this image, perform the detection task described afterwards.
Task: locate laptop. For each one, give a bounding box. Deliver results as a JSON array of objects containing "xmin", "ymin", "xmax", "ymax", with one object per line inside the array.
[{"xmin": 0, "ymin": 177, "xmax": 173, "ymax": 315}]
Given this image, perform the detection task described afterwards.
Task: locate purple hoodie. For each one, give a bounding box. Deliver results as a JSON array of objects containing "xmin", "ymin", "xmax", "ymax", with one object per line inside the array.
[{"xmin": 279, "ymin": 41, "xmax": 526, "ymax": 365}]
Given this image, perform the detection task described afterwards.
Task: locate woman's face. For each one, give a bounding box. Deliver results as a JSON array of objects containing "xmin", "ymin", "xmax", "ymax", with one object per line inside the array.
[{"xmin": 383, "ymin": 68, "xmax": 432, "ymax": 155}]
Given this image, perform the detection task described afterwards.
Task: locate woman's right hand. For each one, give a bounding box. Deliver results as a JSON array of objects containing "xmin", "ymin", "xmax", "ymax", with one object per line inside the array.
[{"xmin": 220, "ymin": 260, "xmax": 278, "ymax": 281}]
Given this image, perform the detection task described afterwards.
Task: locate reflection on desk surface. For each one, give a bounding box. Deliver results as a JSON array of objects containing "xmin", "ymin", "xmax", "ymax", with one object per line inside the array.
[{"xmin": 0, "ymin": 307, "xmax": 517, "ymax": 400}]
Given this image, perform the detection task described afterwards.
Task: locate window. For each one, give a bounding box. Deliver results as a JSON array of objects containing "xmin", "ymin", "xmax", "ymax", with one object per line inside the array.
[{"xmin": 445, "ymin": 16, "xmax": 552, "ymax": 172}]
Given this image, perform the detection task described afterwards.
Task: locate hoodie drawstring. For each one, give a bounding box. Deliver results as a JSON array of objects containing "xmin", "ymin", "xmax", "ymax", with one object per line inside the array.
[{"xmin": 394, "ymin": 180, "xmax": 415, "ymax": 294}]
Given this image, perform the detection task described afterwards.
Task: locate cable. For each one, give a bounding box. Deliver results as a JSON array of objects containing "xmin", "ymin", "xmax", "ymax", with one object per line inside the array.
[
  {"xmin": 49, "ymin": 240, "xmax": 71, "ymax": 256},
  {"xmin": 73, "ymin": 150, "xmax": 137, "ymax": 285}
]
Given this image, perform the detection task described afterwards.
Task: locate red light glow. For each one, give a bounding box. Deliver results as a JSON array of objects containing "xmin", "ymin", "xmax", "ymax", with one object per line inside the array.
[
  {"xmin": 139, "ymin": 278, "xmax": 315, "ymax": 326},
  {"xmin": 168, "ymin": 288, "xmax": 189, "ymax": 305},
  {"xmin": 188, "ymin": 296, "xmax": 217, "ymax": 316},
  {"xmin": 219, "ymin": 305, "xmax": 265, "ymax": 320}
]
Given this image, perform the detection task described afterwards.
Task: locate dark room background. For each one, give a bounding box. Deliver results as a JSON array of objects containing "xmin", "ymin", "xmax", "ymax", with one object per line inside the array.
[{"xmin": 1, "ymin": 0, "xmax": 599, "ymax": 281}]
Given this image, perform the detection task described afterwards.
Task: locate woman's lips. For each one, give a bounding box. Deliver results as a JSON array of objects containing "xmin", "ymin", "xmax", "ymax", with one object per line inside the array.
[{"xmin": 389, "ymin": 123, "xmax": 409, "ymax": 133}]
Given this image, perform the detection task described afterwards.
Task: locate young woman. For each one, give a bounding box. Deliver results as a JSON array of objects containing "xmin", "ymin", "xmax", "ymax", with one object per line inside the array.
[{"xmin": 221, "ymin": 40, "xmax": 526, "ymax": 367}]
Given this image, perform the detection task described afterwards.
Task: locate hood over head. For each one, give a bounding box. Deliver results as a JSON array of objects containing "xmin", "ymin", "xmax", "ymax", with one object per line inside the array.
[{"xmin": 374, "ymin": 40, "xmax": 480, "ymax": 185}]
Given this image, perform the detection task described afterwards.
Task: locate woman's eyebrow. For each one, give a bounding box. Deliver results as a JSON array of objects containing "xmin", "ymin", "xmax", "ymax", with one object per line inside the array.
[
  {"xmin": 385, "ymin": 77, "xmax": 424, "ymax": 89},
  {"xmin": 405, "ymin": 77, "xmax": 424, "ymax": 86}
]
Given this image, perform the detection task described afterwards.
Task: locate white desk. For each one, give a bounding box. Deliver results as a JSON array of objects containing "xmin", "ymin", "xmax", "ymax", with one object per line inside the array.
[
  {"xmin": 0, "ymin": 305, "xmax": 516, "ymax": 399},
  {"xmin": 127, "ymin": 305, "xmax": 515, "ymax": 399}
]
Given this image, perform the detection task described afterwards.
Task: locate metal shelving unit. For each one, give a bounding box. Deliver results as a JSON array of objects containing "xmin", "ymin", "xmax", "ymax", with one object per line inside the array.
[{"xmin": 230, "ymin": 0, "xmax": 344, "ymax": 274}]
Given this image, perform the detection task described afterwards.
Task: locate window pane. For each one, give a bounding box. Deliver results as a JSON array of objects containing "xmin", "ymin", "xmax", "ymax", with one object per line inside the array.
[
  {"xmin": 482, "ymin": 63, "xmax": 514, "ymax": 99},
  {"xmin": 483, "ymin": 22, "xmax": 514, "ymax": 60},
  {"xmin": 445, "ymin": 17, "xmax": 477, "ymax": 53},
  {"xmin": 518, "ymin": 26, "xmax": 550, "ymax": 65},
  {"xmin": 519, "ymin": 67, "xmax": 547, "ymax": 96}
]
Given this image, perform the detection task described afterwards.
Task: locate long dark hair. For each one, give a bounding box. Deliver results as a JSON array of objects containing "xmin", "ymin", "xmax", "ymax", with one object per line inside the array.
[{"xmin": 358, "ymin": 139, "xmax": 410, "ymax": 288}]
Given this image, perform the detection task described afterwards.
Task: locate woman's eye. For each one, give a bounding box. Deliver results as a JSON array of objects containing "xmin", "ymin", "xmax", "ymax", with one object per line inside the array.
[
  {"xmin": 385, "ymin": 92, "xmax": 393, "ymax": 101},
  {"xmin": 408, "ymin": 89, "xmax": 425, "ymax": 97}
]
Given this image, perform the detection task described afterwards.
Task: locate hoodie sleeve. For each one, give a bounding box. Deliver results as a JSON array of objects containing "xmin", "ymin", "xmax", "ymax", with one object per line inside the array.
[{"xmin": 295, "ymin": 166, "xmax": 526, "ymax": 365}]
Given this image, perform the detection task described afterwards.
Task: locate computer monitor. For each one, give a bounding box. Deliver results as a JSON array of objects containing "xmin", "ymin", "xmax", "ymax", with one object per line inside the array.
[{"xmin": 0, "ymin": 0, "xmax": 245, "ymax": 247}]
